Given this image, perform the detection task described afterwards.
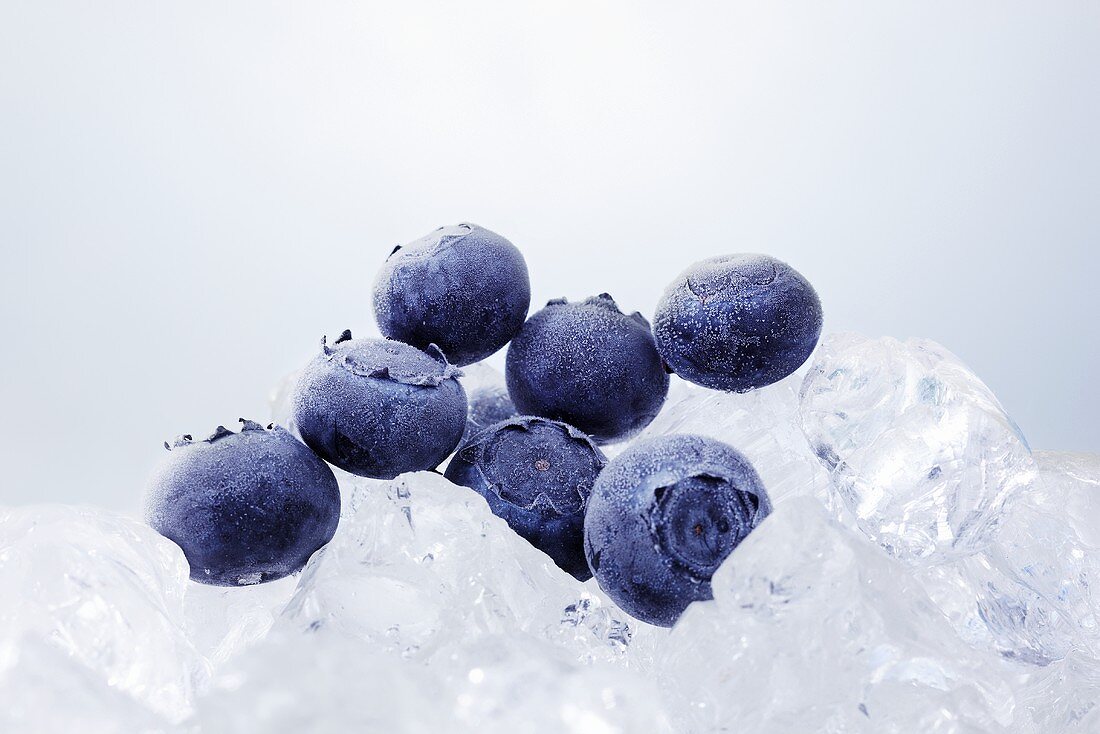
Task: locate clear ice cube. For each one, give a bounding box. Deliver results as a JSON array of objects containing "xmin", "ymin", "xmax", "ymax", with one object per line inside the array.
[
  {"xmin": 0, "ymin": 504, "xmax": 202, "ymax": 721},
  {"xmin": 0, "ymin": 639, "xmax": 173, "ymax": 734},
  {"xmin": 799, "ymin": 333, "xmax": 1036, "ymax": 564},
  {"xmin": 660, "ymin": 497, "xmax": 1019, "ymax": 733},
  {"xmin": 281, "ymin": 470, "xmax": 646, "ymax": 666}
]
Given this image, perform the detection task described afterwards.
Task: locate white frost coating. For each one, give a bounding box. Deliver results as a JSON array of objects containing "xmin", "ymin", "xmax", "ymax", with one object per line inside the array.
[
  {"xmin": 0, "ymin": 504, "xmax": 203, "ymax": 722},
  {"xmin": 799, "ymin": 333, "xmax": 1037, "ymax": 564}
]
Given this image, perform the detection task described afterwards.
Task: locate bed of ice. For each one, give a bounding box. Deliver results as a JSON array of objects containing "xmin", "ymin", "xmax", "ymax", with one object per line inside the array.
[{"xmin": 2, "ymin": 333, "xmax": 1098, "ymax": 733}]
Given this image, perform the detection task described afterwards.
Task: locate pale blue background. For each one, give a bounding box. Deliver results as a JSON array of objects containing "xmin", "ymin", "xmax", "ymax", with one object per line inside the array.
[{"xmin": 1, "ymin": 2, "xmax": 1097, "ymax": 509}]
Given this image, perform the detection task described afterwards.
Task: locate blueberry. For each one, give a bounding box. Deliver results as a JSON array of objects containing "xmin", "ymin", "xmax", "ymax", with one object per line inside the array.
[
  {"xmin": 144, "ymin": 420, "xmax": 341, "ymax": 586},
  {"xmin": 291, "ymin": 330, "xmax": 467, "ymax": 479},
  {"xmin": 445, "ymin": 416, "xmax": 606, "ymax": 580},
  {"xmin": 583, "ymin": 434, "xmax": 771, "ymax": 626},
  {"xmin": 372, "ymin": 223, "xmax": 531, "ymax": 366},
  {"xmin": 505, "ymin": 294, "xmax": 670, "ymax": 444},
  {"xmin": 653, "ymin": 254, "xmax": 823, "ymax": 392},
  {"xmin": 462, "ymin": 381, "xmax": 518, "ymax": 445}
]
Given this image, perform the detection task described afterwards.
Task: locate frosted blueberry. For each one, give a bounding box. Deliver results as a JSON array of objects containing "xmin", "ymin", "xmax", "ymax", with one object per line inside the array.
[
  {"xmin": 372, "ymin": 223, "xmax": 531, "ymax": 366},
  {"xmin": 653, "ymin": 254, "xmax": 823, "ymax": 392},
  {"xmin": 460, "ymin": 364, "xmax": 519, "ymax": 444},
  {"xmin": 444, "ymin": 416, "xmax": 606, "ymax": 580},
  {"xmin": 291, "ymin": 330, "xmax": 467, "ymax": 479},
  {"xmin": 584, "ymin": 434, "xmax": 771, "ymax": 626},
  {"xmin": 144, "ymin": 420, "xmax": 341, "ymax": 586},
  {"xmin": 505, "ymin": 294, "xmax": 669, "ymax": 444}
]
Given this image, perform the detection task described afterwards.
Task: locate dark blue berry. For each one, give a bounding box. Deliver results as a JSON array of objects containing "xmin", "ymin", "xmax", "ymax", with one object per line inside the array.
[
  {"xmin": 653, "ymin": 254, "xmax": 823, "ymax": 392},
  {"xmin": 373, "ymin": 223, "xmax": 531, "ymax": 366},
  {"xmin": 461, "ymin": 379, "xmax": 518, "ymax": 445},
  {"xmin": 444, "ymin": 416, "xmax": 606, "ymax": 580},
  {"xmin": 505, "ymin": 294, "xmax": 669, "ymax": 444},
  {"xmin": 291, "ymin": 330, "xmax": 467, "ymax": 479},
  {"xmin": 584, "ymin": 434, "xmax": 771, "ymax": 626},
  {"xmin": 144, "ymin": 420, "xmax": 341, "ymax": 586}
]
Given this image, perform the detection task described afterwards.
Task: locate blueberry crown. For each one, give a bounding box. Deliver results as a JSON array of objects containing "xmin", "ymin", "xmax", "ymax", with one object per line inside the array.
[
  {"xmin": 164, "ymin": 418, "xmax": 275, "ymax": 450},
  {"xmin": 545, "ymin": 293, "xmax": 650, "ymax": 328},
  {"xmin": 319, "ymin": 330, "xmax": 463, "ymax": 386}
]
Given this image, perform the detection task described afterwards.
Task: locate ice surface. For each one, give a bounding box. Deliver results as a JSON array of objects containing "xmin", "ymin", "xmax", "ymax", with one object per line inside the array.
[
  {"xmin": 199, "ymin": 469, "xmax": 670, "ymax": 733},
  {"xmin": 0, "ymin": 504, "xmax": 202, "ymax": 721},
  {"xmin": 660, "ymin": 497, "xmax": 1019, "ymax": 733},
  {"xmin": 0, "ymin": 639, "xmax": 173, "ymax": 734},
  {"xmin": 799, "ymin": 333, "xmax": 1037, "ymax": 564},
  {"xmin": 1012, "ymin": 650, "xmax": 1100, "ymax": 731},
  {"xmin": 959, "ymin": 451, "xmax": 1100, "ymax": 665},
  {"xmin": 8, "ymin": 335, "xmax": 1100, "ymax": 732},
  {"xmin": 281, "ymin": 470, "xmax": 652, "ymax": 665},
  {"xmin": 184, "ymin": 575, "xmax": 298, "ymax": 668},
  {"xmin": 637, "ymin": 373, "xmax": 831, "ymax": 505},
  {"xmin": 904, "ymin": 451, "xmax": 1100, "ymax": 669},
  {"xmin": 197, "ymin": 626, "xmax": 671, "ymax": 734}
]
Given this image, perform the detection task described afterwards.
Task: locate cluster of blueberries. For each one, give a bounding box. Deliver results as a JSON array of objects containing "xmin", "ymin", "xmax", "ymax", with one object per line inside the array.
[{"xmin": 144, "ymin": 224, "xmax": 823, "ymax": 627}]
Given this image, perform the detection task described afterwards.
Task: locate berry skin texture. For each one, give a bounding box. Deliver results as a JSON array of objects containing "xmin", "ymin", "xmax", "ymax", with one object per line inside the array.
[
  {"xmin": 445, "ymin": 416, "xmax": 606, "ymax": 581},
  {"xmin": 584, "ymin": 434, "xmax": 771, "ymax": 627},
  {"xmin": 462, "ymin": 382, "xmax": 518, "ymax": 445},
  {"xmin": 372, "ymin": 223, "xmax": 531, "ymax": 366},
  {"xmin": 291, "ymin": 330, "xmax": 467, "ymax": 479},
  {"xmin": 144, "ymin": 420, "xmax": 341, "ymax": 586},
  {"xmin": 653, "ymin": 254, "xmax": 823, "ymax": 392},
  {"xmin": 505, "ymin": 294, "xmax": 670, "ymax": 444}
]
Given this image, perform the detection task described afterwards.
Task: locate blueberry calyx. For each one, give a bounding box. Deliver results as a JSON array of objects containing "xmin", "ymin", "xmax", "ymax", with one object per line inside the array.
[
  {"xmin": 164, "ymin": 434, "xmax": 193, "ymax": 451},
  {"xmin": 207, "ymin": 425, "xmax": 234, "ymax": 442},
  {"xmin": 164, "ymin": 421, "xmax": 276, "ymax": 451},
  {"xmin": 464, "ymin": 416, "xmax": 597, "ymax": 516},
  {"xmin": 648, "ymin": 472, "xmax": 759, "ymax": 581},
  {"xmin": 320, "ymin": 334, "xmax": 462, "ymax": 386}
]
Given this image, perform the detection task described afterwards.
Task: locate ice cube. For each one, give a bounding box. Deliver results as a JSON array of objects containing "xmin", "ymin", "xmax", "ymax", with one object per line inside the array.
[
  {"xmin": 799, "ymin": 333, "xmax": 1036, "ymax": 564},
  {"xmin": 0, "ymin": 639, "xmax": 173, "ymax": 734},
  {"xmin": 960, "ymin": 451, "xmax": 1100, "ymax": 665},
  {"xmin": 1011, "ymin": 650, "xmax": 1100, "ymax": 731},
  {"xmin": 660, "ymin": 498, "xmax": 1018, "ymax": 732},
  {"xmin": 184, "ymin": 575, "xmax": 298, "ymax": 670},
  {"xmin": 282, "ymin": 471, "xmax": 649, "ymax": 666},
  {"xmin": 198, "ymin": 625, "xmax": 671, "ymax": 734},
  {"xmin": 432, "ymin": 631, "xmax": 673, "ymax": 733},
  {"xmin": 0, "ymin": 504, "xmax": 202, "ymax": 721},
  {"xmin": 195, "ymin": 628, "xmax": 447, "ymax": 733}
]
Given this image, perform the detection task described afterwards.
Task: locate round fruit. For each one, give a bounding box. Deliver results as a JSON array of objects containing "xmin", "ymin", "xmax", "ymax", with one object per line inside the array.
[
  {"xmin": 291, "ymin": 330, "xmax": 467, "ymax": 479},
  {"xmin": 584, "ymin": 434, "xmax": 771, "ymax": 626},
  {"xmin": 144, "ymin": 420, "xmax": 341, "ymax": 586}
]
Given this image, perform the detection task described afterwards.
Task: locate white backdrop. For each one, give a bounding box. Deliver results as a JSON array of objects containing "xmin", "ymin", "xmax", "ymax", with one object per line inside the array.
[{"xmin": 1, "ymin": 1, "xmax": 1097, "ymax": 509}]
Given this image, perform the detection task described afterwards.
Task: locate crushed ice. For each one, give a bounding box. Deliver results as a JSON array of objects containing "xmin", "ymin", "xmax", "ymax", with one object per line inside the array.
[{"xmin": 2, "ymin": 337, "xmax": 1099, "ymax": 732}]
